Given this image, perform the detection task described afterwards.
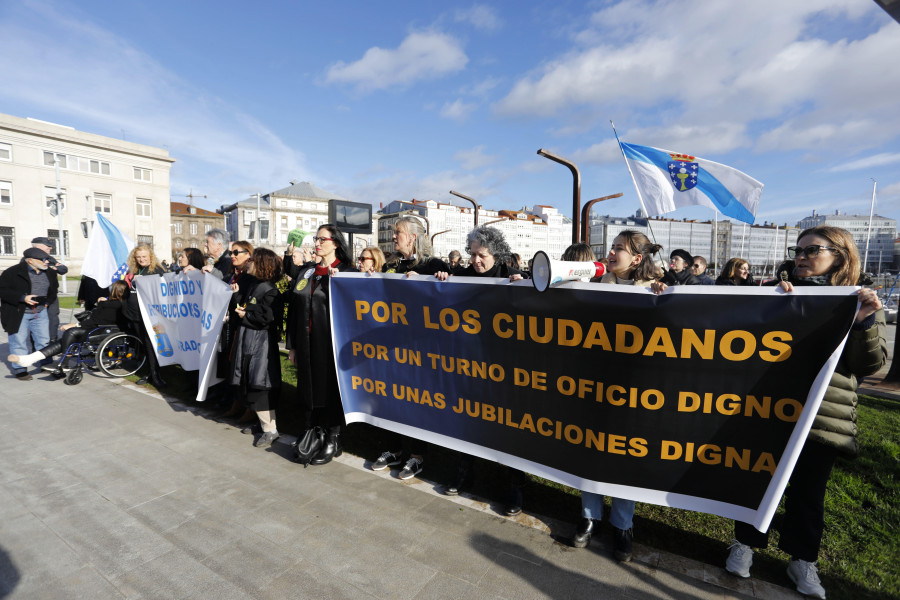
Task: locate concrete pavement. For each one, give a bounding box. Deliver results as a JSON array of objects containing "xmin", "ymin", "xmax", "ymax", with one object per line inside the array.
[{"xmin": 0, "ymin": 330, "xmax": 797, "ymax": 599}]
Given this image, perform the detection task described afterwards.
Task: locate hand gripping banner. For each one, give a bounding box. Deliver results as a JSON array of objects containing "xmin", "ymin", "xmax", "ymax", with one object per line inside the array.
[
  {"xmin": 135, "ymin": 271, "xmax": 232, "ymax": 401},
  {"xmin": 330, "ymin": 273, "xmax": 858, "ymax": 531}
]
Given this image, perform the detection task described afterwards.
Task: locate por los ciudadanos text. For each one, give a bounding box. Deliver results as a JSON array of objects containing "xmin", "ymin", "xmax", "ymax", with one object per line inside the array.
[{"xmin": 329, "ymin": 273, "xmax": 857, "ymax": 529}]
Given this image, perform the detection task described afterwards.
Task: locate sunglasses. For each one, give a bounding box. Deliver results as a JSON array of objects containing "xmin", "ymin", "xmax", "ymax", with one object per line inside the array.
[
  {"xmin": 312, "ymin": 236, "xmax": 333, "ymax": 243},
  {"xmin": 690, "ymin": 264, "xmax": 702, "ymax": 269},
  {"xmin": 230, "ymin": 250, "xmax": 249, "ymax": 256},
  {"xmin": 786, "ymin": 245, "xmax": 837, "ymax": 259},
  {"xmin": 358, "ymin": 256, "xmax": 373, "ymax": 262}
]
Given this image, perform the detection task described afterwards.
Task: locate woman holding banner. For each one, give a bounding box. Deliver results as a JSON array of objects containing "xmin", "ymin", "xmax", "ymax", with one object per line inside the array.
[
  {"xmin": 725, "ymin": 226, "xmax": 885, "ymax": 599},
  {"xmin": 433, "ymin": 226, "xmax": 528, "ymax": 515},
  {"xmin": 286, "ymin": 224, "xmax": 355, "ymax": 465},
  {"xmin": 570, "ymin": 230, "xmax": 663, "ymax": 561},
  {"xmin": 123, "ymin": 245, "xmax": 168, "ymax": 388},
  {"xmin": 230, "ymin": 248, "xmax": 284, "ymax": 448},
  {"xmin": 370, "ymin": 217, "xmax": 450, "ymax": 480}
]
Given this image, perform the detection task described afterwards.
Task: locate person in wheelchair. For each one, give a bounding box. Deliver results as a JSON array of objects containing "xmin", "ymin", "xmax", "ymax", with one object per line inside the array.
[{"xmin": 9, "ymin": 281, "xmax": 130, "ymax": 374}]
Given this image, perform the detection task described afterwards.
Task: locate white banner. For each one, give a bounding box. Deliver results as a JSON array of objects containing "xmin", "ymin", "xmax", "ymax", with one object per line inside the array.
[{"xmin": 134, "ymin": 271, "xmax": 232, "ymax": 401}]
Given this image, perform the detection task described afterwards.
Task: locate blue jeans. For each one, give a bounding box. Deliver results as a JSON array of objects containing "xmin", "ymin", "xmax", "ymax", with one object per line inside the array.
[
  {"xmin": 581, "ymin": 492, "xmax": 635, "ymax": 530},
  {"xmin": 8, "ymin": 309, "xmax": 50, "ymax": 375}
]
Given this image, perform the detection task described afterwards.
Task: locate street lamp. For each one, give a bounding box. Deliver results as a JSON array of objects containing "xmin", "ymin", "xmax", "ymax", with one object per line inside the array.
[
  {"xmin": 449, "ymin": 190, "xmax": 479, "ymax": 227},
  {"xmin": 537, "ymin": 148, "xmax": 580, "ymax": 244}
]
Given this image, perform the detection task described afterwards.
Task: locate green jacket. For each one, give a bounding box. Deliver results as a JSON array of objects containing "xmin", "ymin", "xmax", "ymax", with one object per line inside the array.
[{"xmin": 808, "ymin": 309, "xmax": 887, "ymax": 457}]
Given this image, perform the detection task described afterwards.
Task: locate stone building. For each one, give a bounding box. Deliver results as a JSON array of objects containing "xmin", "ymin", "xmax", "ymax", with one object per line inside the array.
[
  {"xmin": 0, "ymin": 112, "xmax": 174, "ymax": 273},
  {"xmin": 170, "ymin": 202, "xmax": 225, "ymax": 258}
]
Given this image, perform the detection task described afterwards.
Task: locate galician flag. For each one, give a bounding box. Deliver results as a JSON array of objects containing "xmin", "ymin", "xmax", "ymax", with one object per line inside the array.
[
  {"xmin": 81, "ymin": 212, "xmax": 135, "ymax": 285},
  {"xmin": 619, "ymin": 142, "xmax": 763, "ymax": 224}
]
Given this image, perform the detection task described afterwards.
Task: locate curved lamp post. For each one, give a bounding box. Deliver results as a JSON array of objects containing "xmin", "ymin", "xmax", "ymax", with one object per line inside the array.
[{"xmin": 537, "ymin": 149, "xmax": 580, "ymax": 244}]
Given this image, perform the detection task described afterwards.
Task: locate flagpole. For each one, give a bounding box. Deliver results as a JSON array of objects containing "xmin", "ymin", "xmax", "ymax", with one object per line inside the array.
[
  {"xmin": 611, "ymin": 121, "xmax": 660, "ymax": 246},
  {"xmin": 863, "ymin": 179, "xmax": 876, "ymax": 274}
]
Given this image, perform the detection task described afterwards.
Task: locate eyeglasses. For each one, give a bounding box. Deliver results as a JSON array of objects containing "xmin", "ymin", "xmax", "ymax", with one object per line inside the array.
[
  {"xmin": 787, "ymin": 245, "xmax": 838, "ymax": 259},
  {"xmin": 358, "ymin": 256, "xmax": 373, "ymax": 262},
  {"xmin": 312, "ymin": 236, "xmax": 333, "ymax": 243},
  {"xmin": 230, "ymin": 250, "xmax": 249, "ymax": 256}
]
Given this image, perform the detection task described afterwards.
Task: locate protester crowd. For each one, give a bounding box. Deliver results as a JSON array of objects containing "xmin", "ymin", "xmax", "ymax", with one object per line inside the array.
[{"xmin": 0, "ymin": 221, "xmax": 886, "ymax": 599}]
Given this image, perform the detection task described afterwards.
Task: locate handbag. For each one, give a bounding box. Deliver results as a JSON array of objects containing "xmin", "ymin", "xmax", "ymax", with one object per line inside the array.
[
  {"xmin": 292, "ymin": 426, "xmax": 324, "ymax": 467},
  {"xmin": 73, "ymin": 311, "xmax": 90, "ymax": 322}
]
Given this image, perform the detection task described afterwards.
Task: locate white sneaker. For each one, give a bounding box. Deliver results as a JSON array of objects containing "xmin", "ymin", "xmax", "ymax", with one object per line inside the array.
[
  {"xmin": 725, "ymin": 540, "xmax": 753, "ymax": 578},
  {"xmin": 787, "ymin": 559, "xmax": 826, "ymax": 599}
]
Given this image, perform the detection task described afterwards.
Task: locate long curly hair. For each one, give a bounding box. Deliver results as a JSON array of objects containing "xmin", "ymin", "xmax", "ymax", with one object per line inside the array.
[{"xmin": 127, "ymin": 244, "xmax": 163, "ymax": 274}]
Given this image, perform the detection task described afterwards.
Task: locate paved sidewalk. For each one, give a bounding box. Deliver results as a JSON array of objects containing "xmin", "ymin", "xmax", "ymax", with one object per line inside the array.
[{"xmin": 0, "ymin": 340, "xmax": 796, "ymax": 599}]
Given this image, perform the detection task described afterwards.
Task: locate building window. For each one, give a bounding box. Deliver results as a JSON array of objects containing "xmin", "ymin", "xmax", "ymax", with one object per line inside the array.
[
  {"xmin": 204, "ymin": 223, "xmax": 212, "ymax": 233},
  {"xmin": 43, "ymin": 151, "xmax": 66, "ymax": 168},
  {"xmin": 311, "ymin": 203, "xmax": 317, "ymax": 211},
  {"xmin": 280, "ymin": 200, "xmax": 287, "ymax": 207},
  {"xmin": 47, "ymin": 229, "xmax": 70, "ymax": 256},
  {"xmin": 0, "ymin": 226, "xmax": 14, "ymax": 255},
  {"xmin": 190, "ymin": 223, "xmax": 198, "ymax": 235},
  {"xmin": 137, "ymin": 235, "xmax": 153, "ymax": 248},
  {"xmin": 174, "ymin": 222, "xmax": 183, "ymax": 234},
  {"xmin": 244, "ymin": 210, "xmax": 255, "ymax": 225},
  {"xmin": 44, "ymin": 151, "xmax": 109, "ymax": 175},
  {"xmin": 136, "ymin": 198, "xmax": 152, "ymax": 218},
  {"xmin": 0, "ymin": 180, "xmax": 11, "ymax": 205},
  {"xmin": 281, "ymin": 216, "xmax": 288, "ymax": 227},
  {"xmin": 0, "ymin": 142, "xmax": 10, "ymax": 162},
  {"xmin": 296, "ymin": 217, "xmax": 302, "ymax": 226},
  {"xmin": 44, "ymin": 186, "xmax": 67, "ymax": 211},
  {"xmin": 93, "ymin": 193, "xmax": 112, "ymax": 214},
  {"xmin": 133, "ymin": 167, "xmax": 152, "ymax": 182}
]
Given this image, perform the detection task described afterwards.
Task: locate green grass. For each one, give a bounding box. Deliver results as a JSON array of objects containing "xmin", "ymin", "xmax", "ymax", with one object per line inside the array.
[{"xmin": 142, "ymin": 360, "xmax": 900, "ymax": 599}]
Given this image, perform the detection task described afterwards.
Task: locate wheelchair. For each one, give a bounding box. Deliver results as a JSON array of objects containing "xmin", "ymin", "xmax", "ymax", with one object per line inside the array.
[{"xmin": 48, "ymin": 325, "xmax": 147, "ymax": 385}]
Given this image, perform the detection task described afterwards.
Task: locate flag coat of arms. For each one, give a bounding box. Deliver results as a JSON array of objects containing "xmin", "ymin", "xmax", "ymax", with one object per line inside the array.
[
  {"xmin": 619, "ymin": 142, "xmax": 763, "ymax": 224},
  {"xmin": 81, "ymin": 212, "xmax": 135, "ymax": 285}
]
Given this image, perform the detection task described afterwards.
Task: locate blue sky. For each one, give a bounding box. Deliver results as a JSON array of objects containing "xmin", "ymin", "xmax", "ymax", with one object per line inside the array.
[{"xmin": 3, "ymin": 0, "xmax": 899, "ymax": 227}]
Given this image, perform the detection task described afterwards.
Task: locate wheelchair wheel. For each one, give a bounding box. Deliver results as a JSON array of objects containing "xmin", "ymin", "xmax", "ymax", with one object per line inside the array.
[
  {"xmin": 97, "ymin": 333, "xmax": 146, "ymax": 377},
  {"xmin": 65, "ymin": 368, "xmax": 83, "ymax": 385}
]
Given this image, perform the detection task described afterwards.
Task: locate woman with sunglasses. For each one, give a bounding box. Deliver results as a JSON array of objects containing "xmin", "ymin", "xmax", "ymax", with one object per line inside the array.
[
  {"xmin": 220, "ymin": 241, "xmax": 255, "ymax": 419},
  {"xmin": 725, "ymin": 226, "xmax": 885, "ymax": 599},
  {"xmin": 715, "ymin": 257, "xmax": 754, "ymax": 286},
  {"xmin": 286, "ymin": 224, "xmax": 356, "ymax": 465},
  {"xmin": 357, "ymin": 246, "xmax": 385, "ymax": 273},
  {"xmin": 230, "ymin": 248, "xmax": 284, "ymax": 448}
]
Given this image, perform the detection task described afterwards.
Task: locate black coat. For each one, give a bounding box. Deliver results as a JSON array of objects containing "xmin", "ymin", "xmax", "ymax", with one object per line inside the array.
[
  {"xmin": 211, "ymin": 253, "xmax": 234, "ymax": 282},
  {"xmin": 456, "ymin": 262, "xmax": 522, "ymax": 278},
  {"xmin": 0, "ymin": 261, "xmax": 59, "ymax": 334},
  {"xmin": 286, "ymin": 260, "xmax": 355, "ymax": 412},
  {"xmin": 76, "ymin": 299, "xmax": 129, "ymax": 332},
  {"xmin": 383, "ymin": 256, "xmax": 450, "ymax": 275},
  {"xmin": 230, "ymin": 279, "xmax": 281, "ymax": 391},
  {"xmin": 661, "ymin": 268, "xmax": 701, "ymax": 286}
]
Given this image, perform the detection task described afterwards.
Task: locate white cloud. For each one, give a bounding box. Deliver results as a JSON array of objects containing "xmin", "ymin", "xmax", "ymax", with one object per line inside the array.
[
  {"xmin": 453, "ymin": 5, "xmax": 502, "ymax": 31},
  {"xmin": 1, "ymin": 3, "xmax": 310, "ymax": 206},
  {"xmin": 325, "ymin": 31, "xmax": 468, "ymax": 93},
  {"xmin": 829, "ymin": 153, "xmax": 900, "ymax": 172},
  {"xmin": 493, "ymin": 1, "xmax": 898, "ymax": 153},
  {"xmin": 439, "ymin": 99, "xmax": 477, "ymax": 121},
  {"xmin": 453, "ymin": 145, "xmax": 498, "ymax": 170}
]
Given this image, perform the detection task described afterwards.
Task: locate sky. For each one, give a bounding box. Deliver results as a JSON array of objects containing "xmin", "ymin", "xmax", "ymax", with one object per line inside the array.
[{"xmin": 2, "ymin": 0, "xmax": 900, "ymax": 228}]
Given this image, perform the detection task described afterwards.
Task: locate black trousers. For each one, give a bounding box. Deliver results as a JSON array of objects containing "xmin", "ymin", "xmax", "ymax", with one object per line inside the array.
[{"xmin": 734, "ymin": 441, "xmax": 838, "ymax": 562}]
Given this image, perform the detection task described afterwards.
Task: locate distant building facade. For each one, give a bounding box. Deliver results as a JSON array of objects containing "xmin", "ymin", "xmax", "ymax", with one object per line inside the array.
[
  {"xmin": 0, "ymin": 113, "xmax": 174, "ymax": 272},
  {"xmin": 170, "ymin": 202, "xmax": 225, "ymax": 257},
  {"xmin": 219, "ymin": 181, "xmax": 375, "ymax": 253},
  {"xmin": 797, "ymin": 210, "xmax": 897, "ymax": 273},
  {"xmin": 588, "ymin": 210, "xmax": 795, "ymax": 276},
  {"xmin": 377, "ymin": 200, "xmax": 568, "ymax": 265}
]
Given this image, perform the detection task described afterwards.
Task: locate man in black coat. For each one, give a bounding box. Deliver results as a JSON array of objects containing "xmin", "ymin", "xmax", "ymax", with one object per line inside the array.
[
  {"xmin": 1, "ymin": 248, "xmax": 58, "ymax": 380},
  {"xmin": 690, "ymin": 255, "xmax": 716, "ymax": 285},
  {"xmin": 202, "ymin": 228, "xmax": 233, "ymax": 282},
  {"xmin": 31, "ymin": 236, "xmax": 68, "ymax": 341}
]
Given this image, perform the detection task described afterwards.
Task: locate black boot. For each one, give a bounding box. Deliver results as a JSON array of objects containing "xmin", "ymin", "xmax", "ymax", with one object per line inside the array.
[
  {"xmin": 572, "ymin": 518, "xmax": 594, "ymax": 548},
  {"xmin": 311, "ymin": 431, "xmax": 341, "ymax": 465}
]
